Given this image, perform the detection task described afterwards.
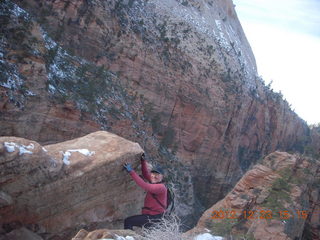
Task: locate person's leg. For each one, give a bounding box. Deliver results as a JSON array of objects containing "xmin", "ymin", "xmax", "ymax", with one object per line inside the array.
[{"xmin": 124, "ymin": 214, "xmax": 149, "ymax": 230}]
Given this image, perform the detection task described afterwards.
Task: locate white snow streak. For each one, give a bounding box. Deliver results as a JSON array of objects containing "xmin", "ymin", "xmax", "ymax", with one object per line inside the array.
[
  {"xmin": 62, "ymin": 149, "xmax": 95, "ymax": 165},
  {"xmin": 4, "ymin": 142, "xmax": 34, "ymax": 155},
  {"xmin": 194, "ymin": 233, "xmax": 224, "ymax": 240}
]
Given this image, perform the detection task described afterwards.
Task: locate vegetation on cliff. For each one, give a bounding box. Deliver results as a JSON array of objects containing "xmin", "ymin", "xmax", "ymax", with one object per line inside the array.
[{"xmin": 1, "ymin": 1, "xmax": 319, "ymax": 239}]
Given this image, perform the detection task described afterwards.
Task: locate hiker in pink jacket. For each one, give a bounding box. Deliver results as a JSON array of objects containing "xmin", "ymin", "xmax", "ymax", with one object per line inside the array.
[{"xmin": 123, "ymin": 154, "xmax": 167, "ymax": 230}]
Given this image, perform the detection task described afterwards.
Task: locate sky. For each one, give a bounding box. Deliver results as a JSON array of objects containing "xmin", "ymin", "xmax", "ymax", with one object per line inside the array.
[{"xmin": 233, "ymin": 0, "xmax": 320, "ymax": 125}]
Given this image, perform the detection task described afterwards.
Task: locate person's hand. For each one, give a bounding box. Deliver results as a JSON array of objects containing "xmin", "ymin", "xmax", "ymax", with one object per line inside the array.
[
  {"xmin": 141, "ymin": 153, "xmax": 146, "ymax": 161},
  {"xmin": 123, "ymin": 163, "xmax": 133, "ymax": 173}
]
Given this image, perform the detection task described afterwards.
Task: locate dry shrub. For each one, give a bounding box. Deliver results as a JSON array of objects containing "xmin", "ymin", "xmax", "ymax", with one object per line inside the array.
[{"xmin": 139, "ymin": 214, "xmax": 193, "ymax": 240}]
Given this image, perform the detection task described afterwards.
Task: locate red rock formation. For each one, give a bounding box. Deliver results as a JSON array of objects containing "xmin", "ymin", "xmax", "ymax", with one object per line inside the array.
[
  {"xmin": 0, "ymin": 131, "xmax": 144, "ymax": 239},
  {"xmin": 0, "ymin": 0, "xmax": 311, "ymax": 227},
  {"xmin": 187, "ymin": 152, "xmax": 320, "ymax": 239}
]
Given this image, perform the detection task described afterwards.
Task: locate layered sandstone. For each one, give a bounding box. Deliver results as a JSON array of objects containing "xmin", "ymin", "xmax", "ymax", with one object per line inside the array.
[
  {"xmin": 0, "ymin": 0, "xmax": 311, "ymax": 226},
  {"xmin": 0, "ymin": 131, "xmax": 144, "ymax": 239},
  {"xmin": 187, "ymin": 152, "xmax": 320, "ymax": 239}
]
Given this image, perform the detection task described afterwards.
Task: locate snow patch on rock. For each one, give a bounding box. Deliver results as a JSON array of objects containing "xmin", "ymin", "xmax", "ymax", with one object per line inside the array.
[
  {"xmin": 4, "ymin": 142, "xmax": 34, "ymax": 155},
  {"xmin": 62, "ymin": 149, "xmax": 95, "ymax": 165}
]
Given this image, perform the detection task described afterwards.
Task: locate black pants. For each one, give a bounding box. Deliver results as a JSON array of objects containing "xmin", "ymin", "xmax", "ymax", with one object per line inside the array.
[{"xmin": 124, "ymin": 213, "xmax": 163, "ymax": 230}]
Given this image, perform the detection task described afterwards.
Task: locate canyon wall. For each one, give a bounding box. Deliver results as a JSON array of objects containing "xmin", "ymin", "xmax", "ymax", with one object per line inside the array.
[{"xmin": 0, "ymin": 0, "xmax": 310, "ymax": 225}]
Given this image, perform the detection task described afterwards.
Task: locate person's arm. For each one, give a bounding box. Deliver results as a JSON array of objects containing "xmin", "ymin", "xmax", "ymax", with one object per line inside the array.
[
  {"xmin": 141, "ymin": 155, "xmax": 151, "ymax": 182},
  {"xmin": 130, "ymin": 170, "xmax": 165, "ymax": 194}
]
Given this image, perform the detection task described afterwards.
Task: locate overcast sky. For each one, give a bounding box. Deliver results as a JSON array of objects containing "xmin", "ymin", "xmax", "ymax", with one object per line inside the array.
[{"xmin": 233, "ymin": 0, "xmax": 320, "ymax": 125}]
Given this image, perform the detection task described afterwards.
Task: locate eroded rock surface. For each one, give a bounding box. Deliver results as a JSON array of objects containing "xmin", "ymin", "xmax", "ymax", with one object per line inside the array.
[
  {"xmin": 188, "ymin": 152, "xmax": 320, "ymax": 240},
  {"xmin": 0, "ymin": 131, "xmax": 144, "ymax": 239},
  {"xmin": 0, "ymin": 0, "xmax": 312, "ymax": 226}
]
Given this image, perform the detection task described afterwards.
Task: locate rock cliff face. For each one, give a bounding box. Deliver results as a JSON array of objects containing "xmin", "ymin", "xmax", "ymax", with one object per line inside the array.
[
  {"xmin": 0, "ymin": 0, "xmax": 311, "ymax": 225},
  {"xmin": 309, "ymin": 126, "xmax": 320, "ymax": 157},
  {"xmin": 0, "ymin": 131, "xmax": 144, "ymax": 239},
  {"xmin": 188, "ymin": 152, "xmax": 320, "ymax": 240}
]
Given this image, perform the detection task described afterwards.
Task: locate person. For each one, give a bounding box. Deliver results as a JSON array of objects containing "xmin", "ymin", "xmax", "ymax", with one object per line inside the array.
[{"xmin": 123, "ymin": 154, "xmax": 167, "ymax": 230}]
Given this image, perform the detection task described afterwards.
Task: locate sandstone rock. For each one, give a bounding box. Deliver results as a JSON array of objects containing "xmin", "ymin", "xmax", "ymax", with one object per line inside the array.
[
  {"xmin": 72, "ymin": 229, "xmax": 138, "ymax": 240},
  {"xmin": 0, "ymin": 131, "xmax": 144, "ymax": 239},
  {"xmin": 249, "ymin": 220, "xmax": 290, "ymax": 240},
  {"xmin": 187, "ymin": 152, "xmax": 320, "ymax": 240},
  {"xmin": 306, "ymin": 184, "xmax": 320, "ymax": 239},
  {"xmin": 310, "ymin": 125, "xmax": 320, "ymax": 157},
  {"xmin": 0, "ymin": 0, "xmax": 312, "ymax": 229}
]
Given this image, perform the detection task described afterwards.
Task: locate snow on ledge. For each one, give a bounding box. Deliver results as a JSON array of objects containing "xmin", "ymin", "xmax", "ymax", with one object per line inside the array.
[
  {"xmin": 4, "ymin": 142, "xmax": 34, "ymax": 155},
  {"xmin": 115, "ymin": 235, "xmax": 135, "ymax": 240},
  {"xmin": 62, "ymin": 149, "xmax": 95, "ymax": 165},
  {"xmin": 194, "ymin": 233, "xmax": 224, "ymax": 240}
]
